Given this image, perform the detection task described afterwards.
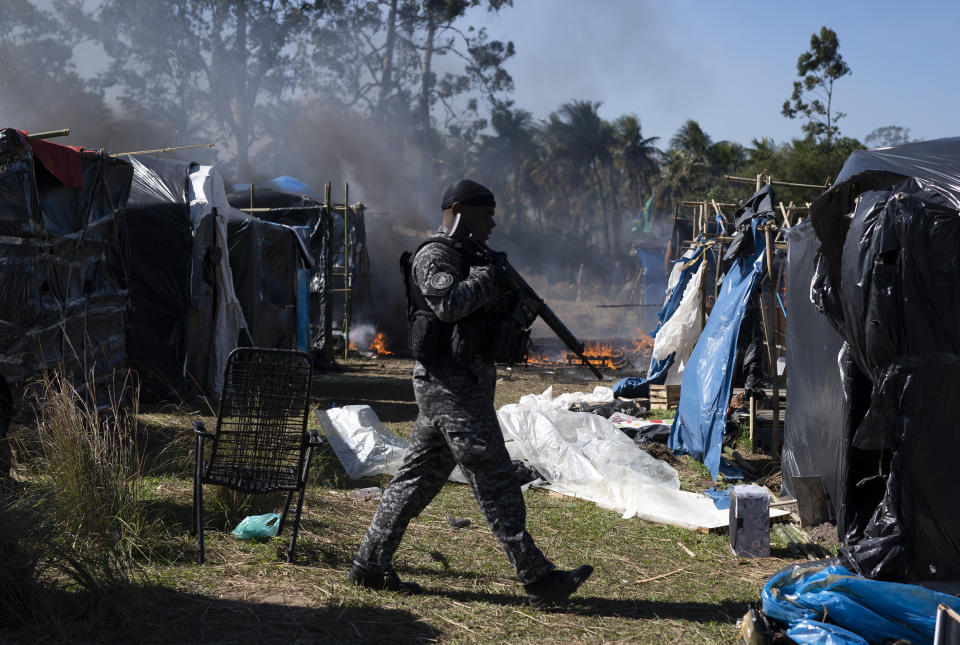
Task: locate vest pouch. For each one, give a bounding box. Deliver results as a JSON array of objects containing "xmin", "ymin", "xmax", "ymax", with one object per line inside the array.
[
  {"xmin": 450, "ymin": 319, "xmax": 481, "ymax": 367},
  {"xmin": 488, "ymin": 320, "xmax": 530, "ymax": 364},
  {"xmin": 409, "ymin": 310, "xmax": 451, "ymax": 364}
]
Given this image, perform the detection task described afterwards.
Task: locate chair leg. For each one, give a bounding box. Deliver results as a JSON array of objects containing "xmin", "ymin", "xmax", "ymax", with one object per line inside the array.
[
  {"xmin": 286, "ymin": 483, "xmax": 308, "ymax": 564},
  {"xmin": 278, "ymin": 489, "xmax": 295, "ymax": 535},
  {"xmin": 285, "ymin": 445, "xmax": 318, "ymax": 563},
  {"xmin": 197, "ymin": 480, "xmax": 205, "ymax": 565}
]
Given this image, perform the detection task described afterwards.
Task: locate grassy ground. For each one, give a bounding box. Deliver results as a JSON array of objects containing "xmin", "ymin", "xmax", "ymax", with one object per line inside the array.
[{"xmin": 5, "ymin": 357, "xmax": 808, "ymax": 644}]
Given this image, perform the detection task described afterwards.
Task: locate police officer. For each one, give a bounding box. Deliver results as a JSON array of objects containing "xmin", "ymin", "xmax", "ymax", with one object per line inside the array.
[{"xmin": 348, "ymin": 179, "xmax": 592, "ymax": 607}]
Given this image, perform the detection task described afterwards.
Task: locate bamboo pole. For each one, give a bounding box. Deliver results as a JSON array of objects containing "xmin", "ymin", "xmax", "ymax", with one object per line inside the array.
[
  {"xmin": 324, "ymin": 182, "xmax": 334, "ymax": 362},
  {"xmin": 111, "ymin": 142, "xmax": 214, "ymax": 157},
  {"xmin": 26, "ymin": 129, "xmax": 70, "ymax": 140},
  {"xmin": 725, "ymin": 174, "xmax": 828, "ymax": 191},
  {"xmin": 342, "ymin": 182, "xmax": 351, "ymax": 360},
  {"xmin": 238, "ymin": 206, "xmax": 323, "ymax": 213}
]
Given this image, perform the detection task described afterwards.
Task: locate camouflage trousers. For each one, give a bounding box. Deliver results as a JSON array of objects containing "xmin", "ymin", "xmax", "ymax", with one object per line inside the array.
[{"xmin": 354, "ymin": 361, "xmax": 554, "ymax": 585}]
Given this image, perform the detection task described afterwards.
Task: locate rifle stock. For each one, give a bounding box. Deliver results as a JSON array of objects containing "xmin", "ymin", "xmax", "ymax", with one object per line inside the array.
[{"xmin": 460, "ymin": 230, "xmax": 603, "ymax": 380}]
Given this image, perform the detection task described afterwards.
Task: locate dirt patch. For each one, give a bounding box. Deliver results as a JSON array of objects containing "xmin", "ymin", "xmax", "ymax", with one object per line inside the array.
[{"xmin": 806, "ymin": 521, "xmax": 840, "ymax": 547}]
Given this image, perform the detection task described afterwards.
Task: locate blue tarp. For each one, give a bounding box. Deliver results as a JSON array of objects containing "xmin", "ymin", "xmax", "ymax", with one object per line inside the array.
[
  {"xmin": 763, "ymin": 564, "xmax": 960, "ymax": 644},
  {"xmin": 668, "ymin": 221, "xmax": 766, "ymax": 479},
  {"xmin": 611, "ymin": 353, "xmax": 674, "ymax": 398},
  {"xmin": 232, "ymin": 175, "xmax": 322, "ymax": 202}
]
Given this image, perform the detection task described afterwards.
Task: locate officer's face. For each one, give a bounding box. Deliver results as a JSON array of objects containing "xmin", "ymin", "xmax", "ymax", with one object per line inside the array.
[{"xmin": 457, "ymin": 204, "xmax": 496, "ymax": 241}]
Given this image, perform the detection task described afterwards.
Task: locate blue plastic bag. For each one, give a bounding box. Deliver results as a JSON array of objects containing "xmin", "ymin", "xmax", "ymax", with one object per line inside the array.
[{"xmin": 231, "ymin": 513, "xmax": 282, "ymax": 540}]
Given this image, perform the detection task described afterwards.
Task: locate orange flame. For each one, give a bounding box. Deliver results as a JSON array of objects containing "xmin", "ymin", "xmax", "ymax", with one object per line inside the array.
[
  {"xmin": 632, "ymin": 330, "xmax": 654, "ymax": 352},
  {"xmin": 348, "ymin": 339, "xmax": 357, "ymax": 350},
  {"xmin": 369, "ymin": 331, "xmax": 393, "ymax": 356}
]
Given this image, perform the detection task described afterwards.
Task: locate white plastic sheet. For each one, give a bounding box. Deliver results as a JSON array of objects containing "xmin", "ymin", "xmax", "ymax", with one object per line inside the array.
[
  {"xmin": 652, "ymin": 260, "xmax": 705, "ymax": 385},
  {"xmin": 316, "ymin": 405, "xmax": 409, "ymax": 479},
  {"xmin": 317, "ymin": 405, "xmax": 467, "ymax": 482},
  {"xmin": 497, "ymin": 387, "xmax": 735, "ymax": 530}
]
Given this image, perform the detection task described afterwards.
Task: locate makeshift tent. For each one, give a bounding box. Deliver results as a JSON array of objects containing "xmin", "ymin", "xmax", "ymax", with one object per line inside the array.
[
  {"xmin": 122, "ymin": 156, "xmax": 247, "ymax": 399},
  {"xmin": 780, "ymin": 220, "xmax": 845, "ymax": 517},
  {"xmin": 0, "ymin": 128, "xmax": 133, "ymax": 475},
  {"xmin": 668, "ymin": 186, "xmax": 775, "ymax": 479},
  {"xmin": 0, "ymin": 128, "xmax": 133, "ymax": 400},
  {"xmin": 228, "ymin": 180, "xmax": 371, "ymax": 356},
  {"xmin": 805, "ymin": 137, "xmax": 960, "ymax": 582},
  {"xmin": 224, "ymin": 209, "xmax": 311, "ymax": 352}
]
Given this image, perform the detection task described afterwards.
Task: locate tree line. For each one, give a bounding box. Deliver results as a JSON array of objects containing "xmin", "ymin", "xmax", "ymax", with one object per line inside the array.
[{"xmin": 0, "ymin": 4, "xmax": 912, "ymax": 258}]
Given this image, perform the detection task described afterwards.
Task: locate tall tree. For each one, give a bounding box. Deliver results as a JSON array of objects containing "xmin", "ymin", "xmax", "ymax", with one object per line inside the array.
[
  {"xmin": 94, "ymin": 0, "xmax": 317, "ymax": 177},
  {"xmin": 781, "ymin": 26, "xmax": 851, "ymax": 147},
  {"xmin": 0, "ymin": 1, "xmax": 110, "ymax": 140}
]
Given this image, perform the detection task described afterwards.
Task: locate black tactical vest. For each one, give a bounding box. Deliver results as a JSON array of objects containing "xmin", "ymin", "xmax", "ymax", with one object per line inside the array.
[{"xmin": 400, "ymin": 236, "xmax": 531, "ymax": 367}]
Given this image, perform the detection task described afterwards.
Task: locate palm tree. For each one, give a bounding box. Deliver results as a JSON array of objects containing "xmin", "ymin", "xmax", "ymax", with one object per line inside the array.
[
  {"xmin": 614, "ymin": 114, "xmax": 660, "ymax": 214},
  {"xmin": 548, "ymin": 100, "xmax": 617, "ymax": 251}
]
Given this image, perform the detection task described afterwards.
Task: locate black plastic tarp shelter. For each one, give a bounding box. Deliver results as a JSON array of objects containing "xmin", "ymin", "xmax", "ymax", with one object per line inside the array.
[
  {"xmin": 122, "ymin": 156, "xmax": 247, "ymax": 400},
  {"xmin": 0, "ymin": 128, "xmax": 132, "ymax": 472},
  {"xmin": 781, "ymin": 220, "xmax": 845, "ymax": 519},
  {"xmin": 0, "ymin": 128, "xmax": 132, "ymax": 397},
  {"xmin": 224, "ymin": 208, "xmax": 310, "ymax": 351},
  {"xmin": 803, "ymin": 137, "xmax": 960, "ymax": 582}
]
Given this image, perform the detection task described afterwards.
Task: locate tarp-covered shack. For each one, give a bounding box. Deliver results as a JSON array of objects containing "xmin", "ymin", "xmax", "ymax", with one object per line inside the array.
[
  {"xmin": 122, "ymin": 156, "xmax": 247, "ymax": 399},
  {"xmin": 228, "ymin": 177, "xmax": 371, "ymax": 356},
  {"xmin": 791, "ymin": 137, "xmax": 960, "ymax": 582},
  {"xmin": 0, "ymin": 128, "xmax": 133, "ymax": 471}
]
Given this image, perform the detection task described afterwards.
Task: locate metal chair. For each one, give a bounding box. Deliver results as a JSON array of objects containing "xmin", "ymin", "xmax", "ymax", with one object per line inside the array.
[{"xmin": 192, "ymin": 347, "xmax": 319, "ymax": 564}]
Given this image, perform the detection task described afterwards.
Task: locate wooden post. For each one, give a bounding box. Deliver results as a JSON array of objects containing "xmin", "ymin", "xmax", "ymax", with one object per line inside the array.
[
  {"xmin": 343, "ymin": 182, "xmax": 351, "ymax": 360},
  {"xmin": 764, "ymin": 224, "xmax": 780, "ymax": 460},
  {"xmin": 324, "ymin": 182, "xmax": 334, "ymax": 362},
  {"xmin": 749, "ymin": 395, "xmax": 756, "ymax": 448}
]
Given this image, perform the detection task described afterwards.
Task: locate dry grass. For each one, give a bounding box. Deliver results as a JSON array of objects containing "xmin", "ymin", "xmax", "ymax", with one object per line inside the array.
[{"xmin": 4, "ymin": 357, "xmax": 805, "ymax": 643}]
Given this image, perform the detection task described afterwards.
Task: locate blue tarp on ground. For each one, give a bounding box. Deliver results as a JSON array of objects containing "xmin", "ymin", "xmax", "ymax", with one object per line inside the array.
[
  {"xmin": 668, "ymin": 221, "xmax": 766, "ymax": 479},
  {"xmin": 763, "ymin": 564, "xmax": 960, "ymax": 644}
]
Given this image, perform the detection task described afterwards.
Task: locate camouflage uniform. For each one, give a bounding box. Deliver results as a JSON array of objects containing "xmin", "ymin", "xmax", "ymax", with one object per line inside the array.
[{"xmin": 354, "ymin": 229, "xmax": 555, "ymax": 585}]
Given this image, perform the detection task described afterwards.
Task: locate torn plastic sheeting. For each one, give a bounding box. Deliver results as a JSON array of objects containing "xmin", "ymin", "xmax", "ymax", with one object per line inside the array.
[
  {"xmin": 651, "ymin": 247, "xmax": 702, "ymax": 337},
  {"xmin": 669, "ymin": 214, "xmax": 768, "ymax": 480},
  {"xmin": 762, "ymin": 564, "xmax": 960, "ymax": 644},
  {"xmin": 498, "ymin": 389, "xmax": 743, "ymax": 530},
  {"xmin": 651, "ymin": 259, "xmax": 705, "ymax": 384},
  {"xmin": 316, "ymin": 405, "xmax": 467, "ymax": 483}
]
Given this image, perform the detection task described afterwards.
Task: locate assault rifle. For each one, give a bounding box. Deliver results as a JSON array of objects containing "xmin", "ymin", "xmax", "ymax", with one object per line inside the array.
[{"xmin": 450, "ymin": 215, "xmax": 603, "ymax": 380}]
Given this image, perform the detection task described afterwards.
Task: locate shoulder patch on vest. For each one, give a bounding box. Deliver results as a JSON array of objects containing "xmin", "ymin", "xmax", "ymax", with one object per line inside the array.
[{"xmin": 430, "ymin": 272, "xmax": 454, "ymax": 290}]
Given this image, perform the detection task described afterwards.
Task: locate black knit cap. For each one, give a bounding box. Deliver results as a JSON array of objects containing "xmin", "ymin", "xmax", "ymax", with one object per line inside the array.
[{"xmin": 440, "ymin": 179, "xmax": 496, "ymax": 210}]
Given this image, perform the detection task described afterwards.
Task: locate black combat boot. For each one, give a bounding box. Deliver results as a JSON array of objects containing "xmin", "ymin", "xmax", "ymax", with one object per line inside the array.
[
  {"xmin": 523, "ymin": 565, "xmax": 594, "ymax": 608},
  {"xmin": 348, "ymin": 563, "xmax": 422, "ymax": 594}
]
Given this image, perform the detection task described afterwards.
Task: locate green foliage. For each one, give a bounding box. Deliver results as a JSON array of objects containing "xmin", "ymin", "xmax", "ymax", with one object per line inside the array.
[{"xmin": 781, "ymin": 26, "xmax": 851, "ymax": 146}]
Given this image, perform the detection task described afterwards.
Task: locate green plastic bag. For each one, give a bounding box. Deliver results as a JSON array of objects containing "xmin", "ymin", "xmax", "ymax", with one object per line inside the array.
[{"xmin": 231, "ymin": 513, "xmax": 282, "ymax": 540}]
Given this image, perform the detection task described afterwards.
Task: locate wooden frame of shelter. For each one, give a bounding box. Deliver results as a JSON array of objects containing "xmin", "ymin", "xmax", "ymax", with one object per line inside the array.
[
  {"xmin": 240, "ymin": 181, "xmax": 367, "ymax": 362},
  {"xmin": 677, "ymin": 172, "xmax": 827, "ymax": 459}
]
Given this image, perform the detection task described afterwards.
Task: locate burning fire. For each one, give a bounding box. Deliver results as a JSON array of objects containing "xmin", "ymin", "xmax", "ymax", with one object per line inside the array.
[
  {"xmin": 632, "ymin": 330, "xmax": 654, "ymax": 352},
  {"xmin": 368, "ymin": 331, "xmax": 393, "ymax": 356}
]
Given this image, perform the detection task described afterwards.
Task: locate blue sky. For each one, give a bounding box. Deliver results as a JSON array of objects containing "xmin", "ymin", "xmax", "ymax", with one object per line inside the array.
[{"xmin": 471, "ymin": 0, "xmax": 960, "ymax": 147}]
